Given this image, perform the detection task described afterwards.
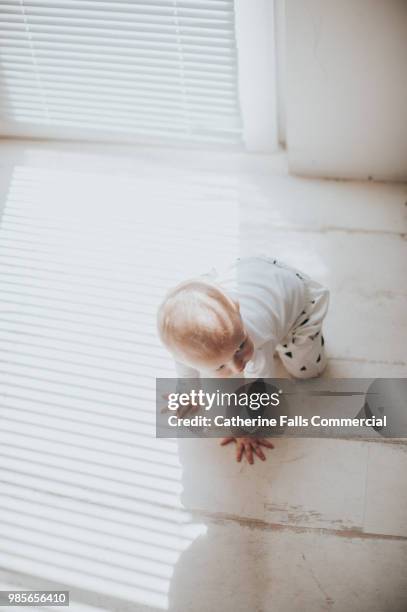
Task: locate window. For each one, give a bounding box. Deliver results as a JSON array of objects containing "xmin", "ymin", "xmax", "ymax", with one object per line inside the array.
[
  {"xmin": 0, "ymin": 0, "xmax": 243, "ymax": 145},
  {"xmin": 0, "ymin": 0, "xmax": 279, "ymax": 150}
]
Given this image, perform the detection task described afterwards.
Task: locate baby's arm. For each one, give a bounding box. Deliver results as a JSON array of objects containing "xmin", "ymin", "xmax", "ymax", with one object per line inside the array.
[
  {"xmin": 173, "ymin": 361, "xmax": 200, "ymax": 417},
  {"xmin": 175, "ymin": 360, "xmax": 200, "ymax": 379},
  {"xmin": 220, "ymin": 340, "xmax": 277, "ymax": 464},
  {"xmin": 255, "ymin": 339, "xmax": 277, "ymax": 379}
]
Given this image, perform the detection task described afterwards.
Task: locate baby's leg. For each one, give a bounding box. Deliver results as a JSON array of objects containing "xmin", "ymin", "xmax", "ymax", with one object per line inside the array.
[
  {"xmin": 276, "ymin": 329, "xmax": 327, "ymax": 379},
  {"xmin": 276, "ymin": 279, "xmax": 329, "ymax": 379}
]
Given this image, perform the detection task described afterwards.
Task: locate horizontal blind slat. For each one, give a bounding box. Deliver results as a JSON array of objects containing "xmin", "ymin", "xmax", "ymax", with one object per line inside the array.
[
  {"xmin": 0, "ymin": 7, "xmax": 234, "ymax": 24},
  {"xmin": 0, "ymin": 49, "xmax": 236, "ymax": 72},
  {"xmin": 5, "ymin": 0, "xmax": 233, "ymax": 10},
  {"xmin": 1, "ymin": 57, "xmax": 236, "ymax": 80},
  {"xmin": 2, "ymin": 33, "xmax": 234, "ymax": 54},
  {"xmin": 0, "ymin": 106, "xmax": 241, "ymax": 132},
  {"xmin": 0, "ymin": 21, "xmax": 234, "ymax": 40},
  {"xmin": 0, "ymin": 40, "xmax": 236, "ymax": 63},
  {"xmin": 2, "ymin": 71, "xmax": 235, "ymax": 95},
  {"xmin": 1, "ymin": 101, "xmax": 238, "ymax": 124},
  {"xmin": 0, "ymin": 16, "xmax": 234, "ymax": 33},
  {"xmin": 1, "ymin": 27, "xmax": 234, "ymax": 52},
  {"xmin": 2, "ymin": 81, "xmax": 238, "ymax": 108}
]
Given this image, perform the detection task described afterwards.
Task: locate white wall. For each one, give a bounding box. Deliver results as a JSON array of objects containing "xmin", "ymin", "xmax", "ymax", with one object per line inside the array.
[
  {"xmin": 285, "ymin": 0, "xmax": 407, "ymax": 181},
  {"xmin": 274, "ymin": 0, "xmax": 287, "ymax": 146},
  {"xmin": 235, "ymin": 0, "xmax": 279, "ymax": 153}
]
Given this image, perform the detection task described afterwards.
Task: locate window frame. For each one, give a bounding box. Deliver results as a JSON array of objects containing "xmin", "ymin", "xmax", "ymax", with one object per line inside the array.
[{"xmin": 234, "ymin": 0, "xmax": 279, "ymax": 152}]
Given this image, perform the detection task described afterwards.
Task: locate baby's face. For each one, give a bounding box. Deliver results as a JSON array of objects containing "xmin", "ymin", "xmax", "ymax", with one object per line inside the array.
[
  {"xmin": 209, "ymin": 331, "xmax": 255, "ymax": 378},
  {"xmin": 181, "ymin": 327, "xmax": 255, "ymax": 378}
]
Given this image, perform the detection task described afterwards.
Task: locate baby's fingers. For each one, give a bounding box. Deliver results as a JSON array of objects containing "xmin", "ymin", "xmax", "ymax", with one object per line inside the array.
[
  {"xmin": 258, "ymin": 439, "xmax": 274, "ymax": 449},
  {"xmin": 244, "ymin": 441, "xmax": 254, "ymax": 465},
  {"xmin": 253, "ymin": 444, "xmax": 266, "ymax": 461},
  {"xmin": 236, "ymin": 442, "xmax": 244, "ymax": 462},
  {"xmin": 176, "ymin": 404, "xmax": 198, "ymax": 418},
  {"xmin": 220, "ymin": 437, "xmax": 235, "ymax": 446}
]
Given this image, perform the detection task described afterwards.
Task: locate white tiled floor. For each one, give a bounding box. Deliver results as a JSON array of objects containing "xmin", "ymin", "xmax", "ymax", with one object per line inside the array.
[{"xmin": 0, "ymin": 140, "xmax": 406, "ymax": 612}]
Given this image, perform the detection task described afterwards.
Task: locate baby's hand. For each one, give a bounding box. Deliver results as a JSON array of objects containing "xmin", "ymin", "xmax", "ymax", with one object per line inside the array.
[{"xmin": 220, "ymin": 437, "xmax": 274, "ymax": 465}]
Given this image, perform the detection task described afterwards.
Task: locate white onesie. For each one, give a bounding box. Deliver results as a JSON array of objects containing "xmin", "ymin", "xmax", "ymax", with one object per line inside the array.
[{"xmin": 175, "ymin": 255, "xmax": 329, "ymax": 380}]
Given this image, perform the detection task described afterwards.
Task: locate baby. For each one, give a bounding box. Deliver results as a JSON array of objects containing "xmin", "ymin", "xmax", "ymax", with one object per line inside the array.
[{"xmin": 157, "ymin": 255, "xmax": 329, "ymax": 464}]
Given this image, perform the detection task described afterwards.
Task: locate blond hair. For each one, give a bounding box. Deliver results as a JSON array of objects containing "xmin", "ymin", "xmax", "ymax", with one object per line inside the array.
[{"xmin": 157, "ymin": 279, "xmax": 242, "ymax": 362}]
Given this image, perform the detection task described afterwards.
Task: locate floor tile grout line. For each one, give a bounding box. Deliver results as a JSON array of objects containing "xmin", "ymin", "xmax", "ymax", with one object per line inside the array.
[
  {"xmin": 328, "ymin": 357, "xmax": 406, "ymax": 366},
  {"xmin": 192, "ymin": 510, "xmax": 407, "ymax": 541}
]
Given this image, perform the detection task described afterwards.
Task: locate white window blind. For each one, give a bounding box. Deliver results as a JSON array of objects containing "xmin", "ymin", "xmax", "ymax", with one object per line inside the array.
[{"xmin": 0, "ymin": 0, "xmax": 243, "ymax": 145}]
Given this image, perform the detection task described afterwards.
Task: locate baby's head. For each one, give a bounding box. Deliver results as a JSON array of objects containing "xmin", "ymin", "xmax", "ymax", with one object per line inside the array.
[{"xmin": 157, "ymin": 279, "xmax": 254, "ymax": 377}]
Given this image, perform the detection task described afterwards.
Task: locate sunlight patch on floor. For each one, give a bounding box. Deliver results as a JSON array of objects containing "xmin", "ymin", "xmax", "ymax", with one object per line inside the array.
[{"xmin": 0, "ymin": 152, "xmax": 240, "ymax": 608}]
